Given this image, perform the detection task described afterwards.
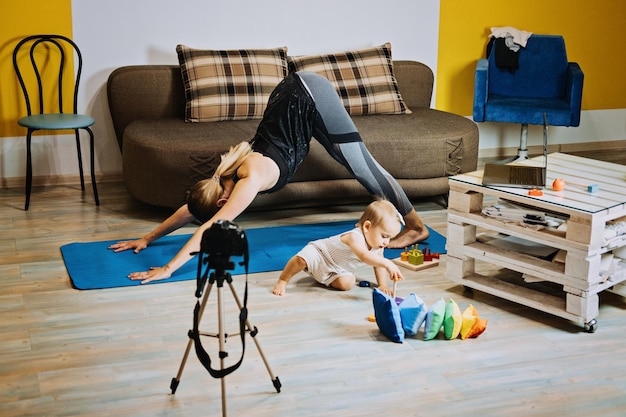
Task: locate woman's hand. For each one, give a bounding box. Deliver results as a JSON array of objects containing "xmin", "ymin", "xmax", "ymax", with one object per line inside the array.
[
  {"xmin": 108, "ymin": 238, "xmax": 149, "ymax": 254},
  {"xmin": 128, "ymin": 266, "xmax": 172, "ymax": 284}
]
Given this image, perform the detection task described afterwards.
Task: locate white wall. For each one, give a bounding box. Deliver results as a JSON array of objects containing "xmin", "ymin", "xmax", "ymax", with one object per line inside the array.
[
  {"xmin": 1, "ymin": 0, "xmax": 440, "ymax": 183},
  {"xmin": 3, "ymin": 0, "xmax": 623, "ymax": 184},
  {"xmin": 477, "ymin": 109, "xmax": 626, "ymax": 153}
]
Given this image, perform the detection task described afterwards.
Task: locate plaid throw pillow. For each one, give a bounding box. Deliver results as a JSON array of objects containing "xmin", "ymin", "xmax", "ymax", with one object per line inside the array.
[
  {"xmin": 287, "ymin": 43, "xmax": 411, "ymax": 116},
  {"xmin": 176, "ymin": 45, "xmax": 288, "ymax": 122}
]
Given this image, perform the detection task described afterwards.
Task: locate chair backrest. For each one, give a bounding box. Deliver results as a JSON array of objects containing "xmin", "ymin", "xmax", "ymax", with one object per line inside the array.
[
  {"xmin": 488, "ymin": 35, "xmax": 569, "ymax": 99},
  {"xmin": 12, "ymin": 34, "xmax": 83, "ymax": 116}
]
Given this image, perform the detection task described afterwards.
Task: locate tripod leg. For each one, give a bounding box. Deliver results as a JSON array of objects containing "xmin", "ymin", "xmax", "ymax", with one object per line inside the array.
[
  {"xmin": 170, "ymin": 281, "xmax": 214, "ymax": 394},
  {"xmin": 227, "ymin": 281, "xmax": 282, "ymax": 393},
  {"xmin": 170, "ymin": 337, "xmax": 193, "ymax": 394},
  {"xmin": 217, "ymin": 284, "xmax": 228, "ymax": 417}
]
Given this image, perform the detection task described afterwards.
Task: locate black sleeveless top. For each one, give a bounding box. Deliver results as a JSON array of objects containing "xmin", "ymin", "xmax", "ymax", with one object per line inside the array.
[{"xmin": 246, "ymin": 72, "xmax": 319, "ymax": 194}]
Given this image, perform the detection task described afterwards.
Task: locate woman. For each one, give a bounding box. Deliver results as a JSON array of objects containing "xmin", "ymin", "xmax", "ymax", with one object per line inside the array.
[{"xmin": 109, "ymin": 71, "xmax": 429, "ymax": 284}]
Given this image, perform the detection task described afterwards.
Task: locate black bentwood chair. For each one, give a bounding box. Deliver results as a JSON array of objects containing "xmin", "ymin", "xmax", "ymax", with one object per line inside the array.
[{"xmin": 12, "ymin": 34, "xmax": 99, "ymax": 210}]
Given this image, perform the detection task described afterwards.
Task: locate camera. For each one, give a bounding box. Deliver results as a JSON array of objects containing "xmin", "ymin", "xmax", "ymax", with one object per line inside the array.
[{"xmin": 200, "ymin": 219, "xmax": 247, "ymax": 258}]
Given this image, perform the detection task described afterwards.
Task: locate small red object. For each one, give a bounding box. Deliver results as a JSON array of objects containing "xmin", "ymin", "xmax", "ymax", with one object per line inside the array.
[{"xmin": 528, "ymin": 189, "xmax": 543, "ymax": 196}]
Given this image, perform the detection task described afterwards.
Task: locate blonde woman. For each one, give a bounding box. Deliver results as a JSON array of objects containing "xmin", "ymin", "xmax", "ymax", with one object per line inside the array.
[{"xmin": 109, "ymin": 71, "xmax": 428, "ymax": 284}]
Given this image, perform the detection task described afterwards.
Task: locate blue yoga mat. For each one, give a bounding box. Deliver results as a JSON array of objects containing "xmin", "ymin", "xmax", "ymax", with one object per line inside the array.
[{"xmin": 60, "ymin": 220, "xmax": 446, "ymax": 290}]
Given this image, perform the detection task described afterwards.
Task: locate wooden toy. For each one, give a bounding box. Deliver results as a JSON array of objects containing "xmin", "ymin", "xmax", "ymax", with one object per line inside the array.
[{"xmin": 393, "ymin": 245, "xmax": 440, "ymax": 271}]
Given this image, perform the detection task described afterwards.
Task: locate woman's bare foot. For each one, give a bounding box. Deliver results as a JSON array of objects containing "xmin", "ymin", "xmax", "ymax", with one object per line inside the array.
[
  {"xmin": 388, "ymin": 209, "xmax": 430, "ymax": 248},
  {"xmin": 389, "ymin": 227, "xmax": 429, "ymax": 248}
]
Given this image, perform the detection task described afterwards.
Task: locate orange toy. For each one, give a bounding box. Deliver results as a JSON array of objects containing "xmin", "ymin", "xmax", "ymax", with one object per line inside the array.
[{"xmin": 552, "ymin": 178, "xmax": 565, "ymax": 191}]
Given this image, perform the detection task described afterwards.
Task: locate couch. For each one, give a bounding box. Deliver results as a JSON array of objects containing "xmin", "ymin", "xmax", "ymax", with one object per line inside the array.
[{"xmin": 107, "ymin": 58, "xmax": 479, "ymax": 211}]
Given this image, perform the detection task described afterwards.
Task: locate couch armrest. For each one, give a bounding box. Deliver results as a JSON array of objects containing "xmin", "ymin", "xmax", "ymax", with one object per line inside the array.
[
  {"xmin": 473, "ymin": 58, "xmax": 489, "ymax": 122},
  {"xmin": 393, "ymin": 60, "xmax": 434, "ymax": 109},
  {"xmin": 107, "ymin": 65, "xmax": 185, "ymax": 150},
  {"xmin": 566, "ymin": 62, "xmax": 584, "ymax": 126}
]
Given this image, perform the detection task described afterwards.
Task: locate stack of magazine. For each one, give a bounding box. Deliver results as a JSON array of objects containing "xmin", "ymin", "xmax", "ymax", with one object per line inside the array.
[{"xmin": 481, "ymin": 201, "xmax": 564, "ymax": 228}]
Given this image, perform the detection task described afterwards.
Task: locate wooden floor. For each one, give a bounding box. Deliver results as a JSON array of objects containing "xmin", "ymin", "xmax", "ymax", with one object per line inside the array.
[{"xmin": 2, "ymin": 152, "xmax": 626, "ymax": 417}]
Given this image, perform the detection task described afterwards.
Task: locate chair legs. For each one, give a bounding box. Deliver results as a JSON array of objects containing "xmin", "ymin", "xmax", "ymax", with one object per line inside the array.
[
  {"xmin": 514, "ymin": 123, "xmax": 530, "ymax": 161},
  {"xmin": 74, "ymin": 129, "xmax": 86, "ymax": 191},
  {"xmin": 514, "ymin": 115, "xmax": 549, "ymax": 162},
  {"xmin": 24, "ymin": 130, "xmax": 33, "ymax": 211},
  {"xmin": 86, "ymin": 127, "xmax": 100, "ymax": 206},
  {"xmin": 23, "ymin": 128, "xmax": 100, "ymax": 210}
]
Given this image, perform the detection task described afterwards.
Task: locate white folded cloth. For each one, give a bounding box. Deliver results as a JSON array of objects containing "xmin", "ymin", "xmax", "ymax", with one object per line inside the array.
[{"xmin": 489, "ymin": 26, "xmax": 533, "ymax": 48}]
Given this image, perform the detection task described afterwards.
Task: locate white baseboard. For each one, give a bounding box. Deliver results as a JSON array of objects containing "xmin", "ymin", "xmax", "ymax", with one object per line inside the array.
[
  {"xmin": 1, "ymin": 173, "xmax": 123, "ymax": 189},
  {"xmin": 478, "ymin": 139, "xmax": 626, "ymax": 160}
]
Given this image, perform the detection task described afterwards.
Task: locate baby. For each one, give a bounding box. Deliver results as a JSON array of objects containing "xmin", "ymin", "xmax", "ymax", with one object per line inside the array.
[{"xmin": 272, "ymin": 200, "xmax": 404, "ymax": 296}]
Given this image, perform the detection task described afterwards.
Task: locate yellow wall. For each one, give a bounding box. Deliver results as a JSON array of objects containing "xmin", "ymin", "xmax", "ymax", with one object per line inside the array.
[
  {"xmin": 0, "ymin": 0, "xmax": 72, "ymax": 137},
  {"xmin": 437, "ymin": 0, "xmax": 626, "ymax": 115},
  {"xmin": 2, "ymin": 1, "xmax": 625, "ymax": 137}
]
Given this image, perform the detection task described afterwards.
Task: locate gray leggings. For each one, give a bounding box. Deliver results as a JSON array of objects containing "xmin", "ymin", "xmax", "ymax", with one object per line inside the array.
[{"xmin": 297, "ymin": 71, "xmax": 413, "ymax": 216}]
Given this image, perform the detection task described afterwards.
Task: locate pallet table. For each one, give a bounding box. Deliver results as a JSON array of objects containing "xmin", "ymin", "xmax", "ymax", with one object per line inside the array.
[{"xmin": 446, "ymin": 153, "xmax": 626, "ymax": 332}]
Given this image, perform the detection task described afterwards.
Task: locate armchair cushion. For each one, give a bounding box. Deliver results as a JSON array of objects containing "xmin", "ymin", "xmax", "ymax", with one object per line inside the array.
[
  {"xmin": 473, "ymin": 35, "xmax": 584, "ymax": 127},
  {"xmin": 488, "ymin": 36, "xmax": 568, "ymax": 98}
]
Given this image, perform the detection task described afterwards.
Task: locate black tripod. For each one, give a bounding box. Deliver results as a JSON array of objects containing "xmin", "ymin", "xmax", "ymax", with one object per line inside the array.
[{"xmin": 170, "ymin": 235, "xmax": 281, "ymax": 417}]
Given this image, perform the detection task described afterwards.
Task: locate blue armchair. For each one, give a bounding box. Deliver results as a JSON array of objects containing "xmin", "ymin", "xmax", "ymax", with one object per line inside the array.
[{"xmin": 473, "ymin": 34, "xmax": 584, "ymax": 160}]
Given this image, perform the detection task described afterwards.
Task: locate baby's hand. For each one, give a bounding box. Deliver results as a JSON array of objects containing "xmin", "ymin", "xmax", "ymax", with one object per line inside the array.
[
  {"xmin": 377, "ymin": 285, "xmax": 394, "ymax": 296},
  {"xmin": 386, "ymin": 262, "xmax": 404, "ymax": 282}
]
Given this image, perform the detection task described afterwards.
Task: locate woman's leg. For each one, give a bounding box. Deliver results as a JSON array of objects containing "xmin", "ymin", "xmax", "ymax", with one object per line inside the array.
[{"xmin": 296, "ymin": 71, "xmax": 429, "ymax": 246}]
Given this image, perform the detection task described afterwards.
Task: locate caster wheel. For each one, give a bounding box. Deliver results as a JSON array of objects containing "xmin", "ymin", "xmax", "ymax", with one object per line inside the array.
[{"xmin": 584, "ymin": 319, "xmax": 597, "ymax": 333}]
